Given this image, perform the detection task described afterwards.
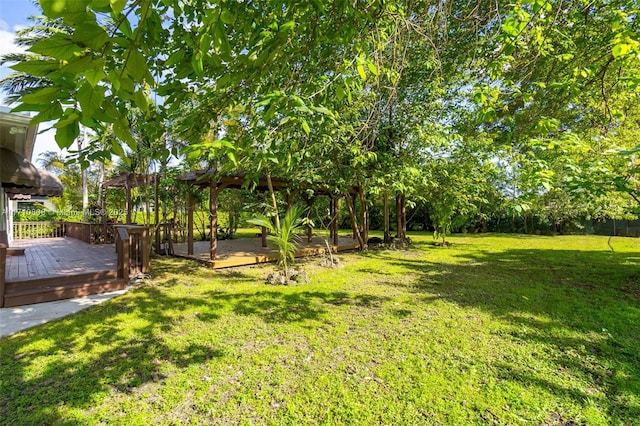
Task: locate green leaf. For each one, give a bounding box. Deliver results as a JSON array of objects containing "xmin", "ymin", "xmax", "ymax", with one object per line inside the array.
[
  {"xmin": 30, "ymin": 102, "xmax": 63, "ymax": 125},
  {"xmin": 301, "ymin": 119, "xmax": 310, "ymax": 135},
  {"xmin": 54, "ymin": 118, "xmax": 80, "ymax": 149},
  {"xmin": 21, "ymin": 87, "xmax": 61, "ymax": 104},
  {"xmin": 113, "ymin": 118, "xmax": 137, "ymax": 150},
  {"xmin": 110, "ymin": 0, "xmax": 127, "ymax": 15},
  {"xmin": 279, "ymin": 21, "xmax": 296, "ymax": 33},
  {"xmin": 216, "ymin": 73, "xmax": 231, "ymax": 89},
  {"xmin": 62, "ymin": 54, "xmax": 95, "ymax": 74},
  {"xmin": 10, "ymin": 60, "xmax": 59, "ymax": 76},
  {"xmin": 29, "ymin": 35, "xmax": 84, "ymax": 60},
  {"xmin": 134, "ymin": 89, "xmax": 149, "ymax": 113},
  {"xmin": 118, "ymin": 17, "xmax": 133, "ymax": 39},
  {"xmin": 84, "ymin": 67, "xmax": 106, "ymax": 87},
  {"xmin": 226, "ymin": 151, "xmax": 238, "ymax": 166},
  {"xmin": 165, "ymin": 49, "xmax": 185, "ymax": 67},
  {"xmin": 220, "ymin": 9, "xmax": 235, "ymax": 25},
  {"xmin": 357, "ymin": 64, "xmax": 367, "ymax": 80},
  {"xmin": 366, "ymin": 61, "xmax": 378, "ymax": 76},
  {"xmin": 191, "ymin": 52, "xmax": 204, "ymax": 76},
  {"xmin": 54, "ymin": 109, "xmax": 81, "ymax": 129},
  {"xmin": 72, "ymin": 21, "xmax": 109, "ymax": 50},
  {"xmin": 11, "ymin": 103, "xmax": 47, "ymax": 113},
  {"xmin": 125, "ymin": 48, "xmax": 151, "ymax": 82},
  {"xmin": 612, "ymin": 43, "xmax": 631, "ymax": 58},
  {"xmin": 77, "ymin": 82, "xmax": 105, "ymax": 117},
  {"xmin": 213, "ymin": 21, "xmax": 230, "ymax": 57},
  {"xmin": 111, "ymin": 138, "xmax": 126, "ymax": 158},
  {"xmin": 40, "ymin": 0, "xmax": 89, "ymax": 18}
]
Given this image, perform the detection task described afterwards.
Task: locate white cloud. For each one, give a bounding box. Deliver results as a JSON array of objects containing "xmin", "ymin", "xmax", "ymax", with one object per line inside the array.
[
  {"xmin": 0, "ymin": 29, "xmax": 25, "ymax": 57},
  {"xmin": 0, "ymin": 23, "xmax": 27, "ymax": 104}
]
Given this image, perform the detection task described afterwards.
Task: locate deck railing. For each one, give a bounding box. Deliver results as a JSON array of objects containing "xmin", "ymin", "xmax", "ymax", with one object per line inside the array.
[
  {"xmin": 0, "ymin": 244, "xmax": 6, "ymax": 308},
  {"xmin": 115, "ymin": 225, "xmax": 150, "ymax": 276},
  {"xmin": 64, "ymin": 222, "xmax": 115, "ymax": 244},
  {"xmin": 13, "ymin": 222, "xmax": 115, "ymax": 244},
  {"xmin": 13, "ymin": 222, "xmax": 64, "ymax": 239},
  {"xmin": 1, "ymin": 224, "xmax": 150, "ymax": 308}
]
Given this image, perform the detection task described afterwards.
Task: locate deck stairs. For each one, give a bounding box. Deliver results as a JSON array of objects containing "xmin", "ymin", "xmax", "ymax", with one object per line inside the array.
[{"xmin": 3, "ymin": 270, "xmax": 126, "ymax": 308}]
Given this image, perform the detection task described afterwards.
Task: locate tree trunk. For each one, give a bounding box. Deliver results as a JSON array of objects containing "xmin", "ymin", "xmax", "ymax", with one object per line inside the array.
[
  {"xmin": 383, "ymin": 191, "xmax": 390, "ymax": 243},
  {"xmin": 330, "ymin": 197, "xmax": 339, "ymax": 247},
  {"xmin": 266, "ymin": 172, "xmax": 281, "ymax": 233},
  {"xmin": 396, "ymin": 194, "xmax": 403, "ymax": 239},
  {"xmin": 358, "ymin": 183, "xmax": 368, "ymax": 244},
  {"xmin": 79, "ymin": 127, "xmax": 89, "ymax": 219},
  {"xmin": 345, "ymin": 193, "xmax": 365, "ymax": 250}
]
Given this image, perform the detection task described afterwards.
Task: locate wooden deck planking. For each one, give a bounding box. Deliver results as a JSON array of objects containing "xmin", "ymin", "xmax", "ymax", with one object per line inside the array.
[{"xmin": 5, "ymin": 238, "xmax": 117, "ymax": 282}]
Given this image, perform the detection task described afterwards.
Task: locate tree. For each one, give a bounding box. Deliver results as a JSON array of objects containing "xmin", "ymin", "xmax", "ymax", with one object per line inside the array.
[{"xmin": 4, "ymin": 0, "xmax": 639, "ymax": 241}]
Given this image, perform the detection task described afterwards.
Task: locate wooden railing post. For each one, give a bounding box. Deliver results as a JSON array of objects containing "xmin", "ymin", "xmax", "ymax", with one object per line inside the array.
[
  {"xmin": 115, "ymin": 227, "xmax": 130, "ymax": 282},
  {"xmin": 0, "ymin": 244, "xmax": 6, "ymax": 308},
  {"xmin": 141, "ymin": 227, "xmax": 150, "ymax": 274}
]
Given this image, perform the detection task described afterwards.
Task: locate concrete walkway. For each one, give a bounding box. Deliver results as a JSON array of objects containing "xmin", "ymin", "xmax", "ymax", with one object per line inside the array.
[{"xmin": 0, "ymin": 289, "xmax": 127, "ymax": 338}]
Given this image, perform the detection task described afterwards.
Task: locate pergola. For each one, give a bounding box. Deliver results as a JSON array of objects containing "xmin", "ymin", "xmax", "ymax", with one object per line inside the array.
[
  {"xmin": 177, "ymin": 170, "xmax": 349, "ymax": 261},
  {"xmin": 100, "ymin": 172, "xmax": 157, "ymax": 225}
]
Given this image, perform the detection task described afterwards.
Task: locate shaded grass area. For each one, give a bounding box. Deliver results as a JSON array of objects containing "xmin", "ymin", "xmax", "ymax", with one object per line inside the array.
[{"xmin": 1, "ymin": 234, "xmax": 639, "ymax": 424}]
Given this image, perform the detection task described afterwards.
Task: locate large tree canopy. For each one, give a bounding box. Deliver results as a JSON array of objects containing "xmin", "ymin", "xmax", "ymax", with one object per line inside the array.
[{"xmin": 2, "ymin": 0, "xmax": 639, "ymax": 236}]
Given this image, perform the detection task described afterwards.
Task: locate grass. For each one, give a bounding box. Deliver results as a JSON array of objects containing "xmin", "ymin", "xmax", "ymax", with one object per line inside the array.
[{"xmin": 1, "ymin": 233, "xmax": 639, "ymax": 425}]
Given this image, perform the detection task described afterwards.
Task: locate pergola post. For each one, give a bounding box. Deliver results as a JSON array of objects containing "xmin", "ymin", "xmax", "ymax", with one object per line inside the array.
[
  {"xmin": 209, "ymin": 182, "xmax": 229, "ymax": 261},
  {"xmin": 400, "ymin": 194, "xmax": 407, "ymax": 239},
  {"xmin": 209, "ymin": 181, "xmax": 218, "ymax": 261},
  {"xmin": 261, "ymin": 226, "xmax": 268, "ymax": 248},
  {"xmin": 125, "ymin": 180, "xmax": 132, "ymax": 224},
  {"xmin": 187, "ymin": 188, "xmax": 194, "ymax": 256}
]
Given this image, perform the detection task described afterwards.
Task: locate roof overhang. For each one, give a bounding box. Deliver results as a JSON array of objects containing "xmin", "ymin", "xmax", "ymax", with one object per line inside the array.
[
  {"xmin": 0, "ymin": 107, "xmax": 37, "ymax": 160},
  {"xmin": 1, "ymin": 148, "xmax": 63, "ymax": 197}
]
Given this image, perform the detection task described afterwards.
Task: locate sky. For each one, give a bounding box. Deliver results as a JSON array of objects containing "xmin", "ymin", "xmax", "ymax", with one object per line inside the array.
[{"xmin": 0, "ymin": 0, "xmax": 65, "ymax": 167}]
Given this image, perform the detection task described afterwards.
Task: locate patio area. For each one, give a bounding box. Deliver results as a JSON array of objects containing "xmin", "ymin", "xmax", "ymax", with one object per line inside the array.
[
  {"xmin": 172, "ymin": 235, "xmax": 360, "ymax": 268},
  {"xmin": 5, "ymin": 238, "xmax": 117, "ymax": 281}
]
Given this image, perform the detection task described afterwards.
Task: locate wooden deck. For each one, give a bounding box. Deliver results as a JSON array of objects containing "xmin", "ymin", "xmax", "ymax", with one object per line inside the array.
[
  {"xmin": 5, "ymin": 238, "xmax": 117, "ymax": 281},
  {"xmin": 172, "ymin": 236, "xmax": 360, "ymax": 268}
]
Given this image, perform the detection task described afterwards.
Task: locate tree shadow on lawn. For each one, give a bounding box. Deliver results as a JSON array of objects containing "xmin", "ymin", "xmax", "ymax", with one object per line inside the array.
[
  {"xmin": 364, "ymin": 246, "xmax": 640, "ymax": 421},
  {"xmin": 0, "ymin": 283, "xmax": 388, "ymax": 424}
]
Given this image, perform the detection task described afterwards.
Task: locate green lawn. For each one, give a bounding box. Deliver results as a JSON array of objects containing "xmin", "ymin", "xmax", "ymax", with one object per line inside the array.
[{"xmin": 1, "ymin": 234, "xmax": 639, "ymax": 425}]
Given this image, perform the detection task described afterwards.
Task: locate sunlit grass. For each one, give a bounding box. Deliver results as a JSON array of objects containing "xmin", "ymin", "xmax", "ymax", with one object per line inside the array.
[{"xmin": 1, "ymin": 233, "xmax": 639, "ymax": 424}]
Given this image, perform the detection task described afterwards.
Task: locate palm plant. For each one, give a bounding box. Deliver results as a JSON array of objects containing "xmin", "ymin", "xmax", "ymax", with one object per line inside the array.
[
  {"xmin": 0, "ymin": 13, "xmax": 70, "ymax": 103},
  {"xmin": 248, "ymin": 205, "xmax": 307, "ymax": 278}
]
